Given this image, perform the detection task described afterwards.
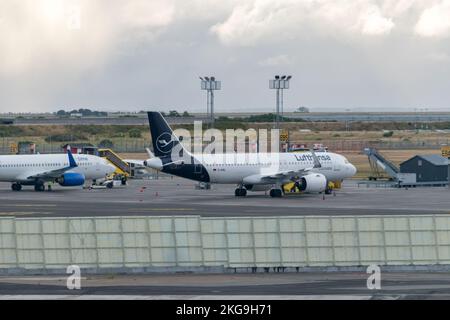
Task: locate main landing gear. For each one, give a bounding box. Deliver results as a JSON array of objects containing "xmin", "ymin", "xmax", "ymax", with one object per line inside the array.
[
  {"xmin": 11, "ymin": 183, "xmax": 22, "ymax": 191},
  {"xmin": 269, "ymin": 188, "xmax": 283, "ymax": 198},
  {"xmin": 34, "ymin": 182, "xmax": 45, "ymax": 192},
  {"xmin": 234, "ymin": 187, "xmax": 247, "ymax": 197}
]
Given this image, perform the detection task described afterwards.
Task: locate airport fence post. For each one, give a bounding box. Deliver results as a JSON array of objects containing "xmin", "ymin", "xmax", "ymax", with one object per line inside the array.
[
  {"xmin": 171, "ymin": 217, "xmax": 179, "ymax": 267},
  {"xmin": 432, "ymin": 215, "xmax": 440, "ymax": 264},
  {"xmin": 407, "ymin": 217, "xmax": 414, "ymax": 265},
  {"xmin": 67, "ymin": 219, "xmax": 73, "ymax": 266},
  {"xmin": 224, "ymin": 218, "xmax": 230, "ymax": 269},
  {"xmin": 145, "ymin": 217, "xmax": 153, "ymax": 267},
  {"xmin": 329, "ymin": 217, "xmax": 336, "ymax": 266},
  {"xmin": 381, "ymin": 217, "xmax": 388, "ymax": 265},
  {"xmin": 39, "ymin": 219, "xmax": 46, "ymax": 270},
  {"xmin": 251, "ymin": 218, "xmax": 257, "ymax": 271},
  {"xmin": 354, "ymin": 217, "xmax": 362, "ymax": 266},
  {"xmin": 277, "ymin": 218, "xmax": 283, "ymax": 268},
  {"xmin": 302, "ymin": 217, "xmax": 309, "ymax": 267},
  {"xmin": 119, "ymin": 217, "xmax": 126, "ymax": 268},
  {"xmin": 198, "ymin": 217, "xmax": 205, "ymax": 268},
  {"xmin": 92, "ymin": 218, "xmax": 100, "ymax": 270},
  {"xmin": 13, "ymin": 218, "xmax": 19, "ymax": 269}
]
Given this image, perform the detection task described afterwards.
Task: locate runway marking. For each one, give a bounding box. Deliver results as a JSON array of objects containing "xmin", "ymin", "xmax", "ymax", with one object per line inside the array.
[
  {"xmin": 0, "ymin": 212, "xmax": 53, "ymax": 216},
  {"xmin": 128, "ymin": 208, "xmax": 196, "ymax": 212},
  {"xmin": 10, "ymin": 204, "xmax": 57, "ymax": 207}
]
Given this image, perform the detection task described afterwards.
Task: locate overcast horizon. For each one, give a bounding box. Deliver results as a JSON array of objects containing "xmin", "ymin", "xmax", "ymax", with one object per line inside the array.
[{"xmin": 1, "ymin": 0, "xmax": 450, "ymax": 113}]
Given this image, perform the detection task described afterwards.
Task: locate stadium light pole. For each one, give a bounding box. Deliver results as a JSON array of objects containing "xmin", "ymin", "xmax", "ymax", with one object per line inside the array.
[
  {"xmin": 270, "ymin": 75, "xmax": 291, "ymax": 129},
  {"xmin": 200, "ymin": 76, "xmax": 221, "ymax": 128}
]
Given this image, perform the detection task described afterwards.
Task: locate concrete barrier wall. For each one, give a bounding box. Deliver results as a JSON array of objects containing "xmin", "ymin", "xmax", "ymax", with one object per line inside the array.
[{"xmin": 1, "ymin": 215, "xmax": 450, "ymax": 271}]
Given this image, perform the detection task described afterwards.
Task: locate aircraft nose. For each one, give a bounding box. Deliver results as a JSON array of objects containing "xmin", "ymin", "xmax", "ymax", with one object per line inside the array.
[
  {"xmin": 106, "ymin": 163, "xmax": 116, "ymax": 173},
  {"xmin": 348, "ymin": 163, "xmax": 357, "ymax": 176}
]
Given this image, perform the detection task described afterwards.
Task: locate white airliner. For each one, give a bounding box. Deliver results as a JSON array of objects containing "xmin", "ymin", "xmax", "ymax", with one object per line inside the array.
[
  {"xmin": 144, "ymin": 112, "xmax": 357, "ymax": 197},
  {"xmin": 0, "ymin": 150, "xmax": 116, "ymax": 191}
]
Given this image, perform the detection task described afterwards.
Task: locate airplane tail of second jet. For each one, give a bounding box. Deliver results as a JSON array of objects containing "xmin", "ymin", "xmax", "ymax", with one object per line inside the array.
[{"xmin": 147, "ymin": 112, "xmax": 183, "ymax": 158}]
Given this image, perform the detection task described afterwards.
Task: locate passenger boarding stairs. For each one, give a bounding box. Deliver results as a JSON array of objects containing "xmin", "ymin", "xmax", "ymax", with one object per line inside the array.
[
  {"xmin": 363, "ymin": 147, "xmax": 399, "ymax": 181},
  {"xmin": 98, "ymin": 148, "xmax": 131, "ymax": 176}
]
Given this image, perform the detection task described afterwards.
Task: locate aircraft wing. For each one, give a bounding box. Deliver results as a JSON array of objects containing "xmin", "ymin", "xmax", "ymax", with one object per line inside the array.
[
  {"xmin": 26, "ymin": 150, "xmax": 78, "ymax": 180},
  {"xmin": 243, "ymin": 150, "xmax": 322, "ymax": 184},
  {"xmin": 243, "ymin": 167, "xmax": 315, "ymax": 184},
  {"xmin": 124, "ymin": 159, "xmax": 146, "ymax": 166}
]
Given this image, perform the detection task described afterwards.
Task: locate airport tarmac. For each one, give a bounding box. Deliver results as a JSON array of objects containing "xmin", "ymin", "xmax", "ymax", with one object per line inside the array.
[
  {"xmin": 1, "ymin": 272, "xmax": 450, "ymax": 299},
  {"xmin": 0, "ymin": 178, "xmax": 448, "ymax": 218}
]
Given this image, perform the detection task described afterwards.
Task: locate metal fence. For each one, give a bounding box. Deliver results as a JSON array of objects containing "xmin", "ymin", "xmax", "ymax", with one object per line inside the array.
[
  {"xmin": 1, "ymin": 215, "xmax": 450, "ymax": 272},
  {"xmin": 0, "ymin": 138, "xmax": 149, "ymax": 155}
]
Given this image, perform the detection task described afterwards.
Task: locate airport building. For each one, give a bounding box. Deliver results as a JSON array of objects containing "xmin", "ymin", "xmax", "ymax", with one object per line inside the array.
[{"xmin": 400, "ymin": 154, "xmax": 449, "ymax": 183}]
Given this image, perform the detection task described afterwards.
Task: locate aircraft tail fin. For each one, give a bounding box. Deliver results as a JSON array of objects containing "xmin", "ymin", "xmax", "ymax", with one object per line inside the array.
[
  {"xmin": 67, "ymin": 150, "xmax": 78, "ymax": 168},
  {"xmin": 147, "ymin": 112, "xmax": 183, "ymax": 158}
]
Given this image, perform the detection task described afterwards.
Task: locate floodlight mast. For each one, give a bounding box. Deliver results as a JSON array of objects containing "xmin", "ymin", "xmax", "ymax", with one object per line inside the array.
[
  {"xmin": 200, "ymin": 76, "xmax": 221, "ymax": 128},
  {"xmin": 269, "ymin": 75, "xmax": 291, "ymax": 130}
]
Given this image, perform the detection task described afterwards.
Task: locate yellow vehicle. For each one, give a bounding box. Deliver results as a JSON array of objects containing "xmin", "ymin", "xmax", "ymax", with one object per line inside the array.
[
  {"xmin": 283, "ymin": 180, "xmax": 339, "ymax": 194},
  {"xmin": 283, "ymin": 147, "xmax": 342, "ymax": 194}
]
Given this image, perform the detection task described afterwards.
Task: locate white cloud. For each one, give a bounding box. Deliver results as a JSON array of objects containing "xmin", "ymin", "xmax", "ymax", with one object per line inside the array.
[
  {"xmin": 210, "ymin": 0, "xmax": 402, "ymax": 46},
  {"xmin": 258, "ymin": 54, "xmax": 293, "ymax": 67},
  {"xmin": 0, "ymin": 0, "xmax": 176, "ymax": 75},
  {"xmin": 359, "ymin": 6, "xmax": 395, "ymax": 35},
  {"xmin": 120, "ymin": 0, "xmax": 175, "ymax": 29},
  {"xmin": 415, "ymin": 0, "xmax": 450, "ymax": 37}
]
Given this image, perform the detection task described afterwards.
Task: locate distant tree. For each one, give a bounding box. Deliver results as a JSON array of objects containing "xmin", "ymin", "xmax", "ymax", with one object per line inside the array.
[
  {"xmin": 128, "ymin": 128, "xmax": 142, "ymax": 138},
  {"xmin": 182, "ymin": 111, "xmax": 192, "ymax": 117},
  {"xmin": 98, "ymin": 139, "xmax": 114, "ymax": 148},
  {"xmin": 169, "ymin": 110, "xmax": 180, "ymax": 117},
  {"xmin": 295, "ymin": 106, "xmax": 310, "ymax": 113},
  {"xmin": 56, "ymin": 110, "xmax": 67, "ymax": 116}
]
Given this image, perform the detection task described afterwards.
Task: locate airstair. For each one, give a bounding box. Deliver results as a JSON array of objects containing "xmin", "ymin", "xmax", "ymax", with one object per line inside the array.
[
  {"xmin": 98, "ymin": 148, "xmax": 131, "ymax": 176},
  {"xmin": 363, "ymin": 147, "xmax": 399, "ymax": 180}
]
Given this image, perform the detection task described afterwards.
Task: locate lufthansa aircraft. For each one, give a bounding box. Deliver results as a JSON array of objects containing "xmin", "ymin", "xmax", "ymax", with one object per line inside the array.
[
  {"xmin": 0, "ymin": 150, "xmax": 115, "ymax": 191},
  {"xmin": 144, "ymin": 112, "xmax": 357, "ymax": 197}
]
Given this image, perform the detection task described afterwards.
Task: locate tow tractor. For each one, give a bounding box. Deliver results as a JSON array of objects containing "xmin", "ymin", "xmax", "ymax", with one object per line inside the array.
[{"xmin": 89, "ymin": 174, "xmax": 128, "ymax": 189}]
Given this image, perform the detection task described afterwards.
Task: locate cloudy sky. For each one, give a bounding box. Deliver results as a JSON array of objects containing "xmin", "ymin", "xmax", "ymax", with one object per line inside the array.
[{"xmin": 1, "ymin": 0, "xmax": 450, "ymax": 113}]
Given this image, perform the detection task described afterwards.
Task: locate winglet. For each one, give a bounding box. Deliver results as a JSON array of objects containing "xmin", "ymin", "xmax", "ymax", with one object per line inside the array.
[
  {"xmin": 67, "ymin": 150, "xmax": 78, "ymax": 168},
  {"xmin": 310, "ymin": 149, "xmax": 322, "ymax": 168}
]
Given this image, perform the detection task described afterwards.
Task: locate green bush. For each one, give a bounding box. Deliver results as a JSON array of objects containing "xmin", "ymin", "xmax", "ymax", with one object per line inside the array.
[
  {"xmin": 98, "ymin": 139, "xmax": 114, "ymax": 148},
  {"xmin": 128, "ymin": 128, "xmax": 142, "ymax": 138},
  {"xmin": 45, "ymin": 133, "xmax": 87, "ymax": 142},
  {"xmin": 382, "ymin": 131, "xmax": 394, "ymax": 137},
  {"xmin": 0, "ymin": 126, "xmax": 25, "ymax": 136}
]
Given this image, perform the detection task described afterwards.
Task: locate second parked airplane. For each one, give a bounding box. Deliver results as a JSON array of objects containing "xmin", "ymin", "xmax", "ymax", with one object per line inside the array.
[
  {"xmin": 144, "ymin": 112, "xmax": 357, "ymax": 197},
  {"xmin": 0, "ymin": 150, "xmax": 116, "ymax": 191}
]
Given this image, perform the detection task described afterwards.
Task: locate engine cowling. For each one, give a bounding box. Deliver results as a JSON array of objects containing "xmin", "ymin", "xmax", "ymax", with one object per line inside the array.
[
  {"xmin": 300, "ymin": 173, "xmax": 327, "ymax": 193},
  {"xmin": 244, "ymin": 184, "xmax": 271, "ymax": 192},
  {"xmin": 58, "ymin": 173, "xmax": 85, "ymax": 187}
]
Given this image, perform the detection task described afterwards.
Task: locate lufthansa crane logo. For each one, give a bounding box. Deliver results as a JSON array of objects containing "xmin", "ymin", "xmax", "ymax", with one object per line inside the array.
[{"xmin": 156, "ymin": 132, "xmax": 176, "ymax": 154}]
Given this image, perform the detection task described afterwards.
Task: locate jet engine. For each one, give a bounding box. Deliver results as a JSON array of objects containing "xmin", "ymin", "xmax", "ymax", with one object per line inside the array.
[
  {"xmin": 299, "ymin": 173, "xmax": 327, "ymax": 193},
  {"xmin": 57, "ymin": 173, "xmax": 85, "ymax": 186}
]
